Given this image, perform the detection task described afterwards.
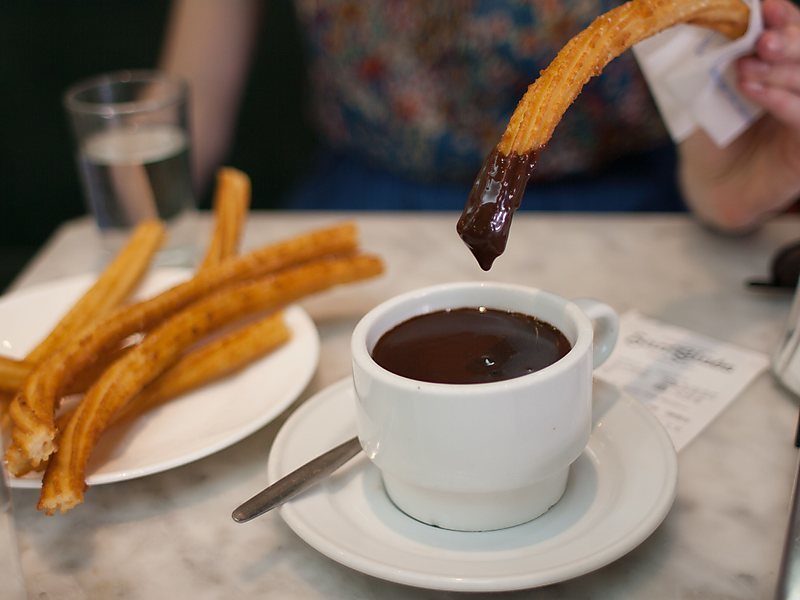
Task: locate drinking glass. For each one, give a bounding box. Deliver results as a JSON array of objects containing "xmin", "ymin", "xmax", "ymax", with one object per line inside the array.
[{"xmin": 64, "ymin": 70, "xmax": 197, "ymax": 266}]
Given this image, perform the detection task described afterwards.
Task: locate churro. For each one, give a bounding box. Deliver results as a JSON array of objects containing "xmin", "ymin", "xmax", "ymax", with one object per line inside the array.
[
  {"xmin": 0, "ymin": 356, "xmax": 33, "ymax": 393},
  {"xmin": 198, "ymin": 167, "xmax": 251, "ymax": 272},
  {"xmin": 49, "ymin": 313, "xmax": 289, "ymax": 473},
  {"xmin": 39, "ymin": 253, "xmax": 384, "ymax": 513},
  {"xmin": 1, "ymin": 391, "xmax": 13, "ymax": 430},
  {"xmin": 25, "ymin": 220, "xmax": 165, "ymax": 364},
  {"xmin": 457, "ymin": 0, "xmax": 750, "ymax": 270},
  {"xmin": 6, "ymin": 222, "xmax": 359, "ymax": 475},
  {"xmin": 0, "ymin": 221, "xmax": 161, "ymax": 397},
  {"xmin": 114, "ymin": 311, "xmax": 290, "ymax": 423}
]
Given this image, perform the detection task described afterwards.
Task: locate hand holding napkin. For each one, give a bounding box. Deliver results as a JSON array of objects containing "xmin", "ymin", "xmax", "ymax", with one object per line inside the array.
[{"xmin": 634, "ymin": 0, "xmax": 763, "ymax": 147}]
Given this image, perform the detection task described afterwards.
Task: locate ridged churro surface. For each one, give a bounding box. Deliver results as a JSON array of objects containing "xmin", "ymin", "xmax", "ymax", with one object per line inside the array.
[{"xmin": 458, "ymin": 0, "xmax": 750, "ymax": 270}]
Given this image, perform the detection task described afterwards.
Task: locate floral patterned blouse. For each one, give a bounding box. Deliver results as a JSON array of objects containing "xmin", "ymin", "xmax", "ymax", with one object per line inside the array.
[{"xmin": 293, "ymin": 0, "xmax": 669, "ymax": 185}]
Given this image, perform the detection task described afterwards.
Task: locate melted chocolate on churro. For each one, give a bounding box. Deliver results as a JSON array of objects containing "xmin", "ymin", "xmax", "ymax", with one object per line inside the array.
[{"xmin": 456, "ymin": 147, "xmax": 538, "ymax": 271}]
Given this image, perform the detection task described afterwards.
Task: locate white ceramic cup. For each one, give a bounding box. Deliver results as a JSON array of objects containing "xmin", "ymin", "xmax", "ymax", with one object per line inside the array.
[{"xmin": 351, "ymin": 281, "xmax": 618, "ymax": 532}]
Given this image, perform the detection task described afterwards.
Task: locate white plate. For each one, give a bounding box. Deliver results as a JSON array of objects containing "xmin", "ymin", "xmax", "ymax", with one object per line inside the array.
[
  {"xmin": 2, "ymin": 268, "xmax": 319, "ymax": 488},
  {"xmin": 268, "ymin": 378, "xmax": 678, "ymax": 592}
]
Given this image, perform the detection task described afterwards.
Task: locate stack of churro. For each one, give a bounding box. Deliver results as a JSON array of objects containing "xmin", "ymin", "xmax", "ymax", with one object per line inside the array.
[
  {"xmin": 1, "ymin": 167, "xmax": 384, "ymax": 515},
  {"xmin": 457, "ymin": 0, "xmax": 751, "ymax": 270}
]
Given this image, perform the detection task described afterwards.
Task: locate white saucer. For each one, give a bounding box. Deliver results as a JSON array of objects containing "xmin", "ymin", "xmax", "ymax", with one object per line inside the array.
[{"xmin": 267, "ymin": 378, "xmax": 678, "ymax": 592}]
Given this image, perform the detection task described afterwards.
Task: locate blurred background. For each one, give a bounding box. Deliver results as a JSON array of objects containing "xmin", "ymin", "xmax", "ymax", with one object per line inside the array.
[
  {"xmin": 0, "ymin": 1, "xmax": 316, "ymax": 291},
  {"xmin": 4, "ymin": 2, "xmax": 798, "ymax": 293}
]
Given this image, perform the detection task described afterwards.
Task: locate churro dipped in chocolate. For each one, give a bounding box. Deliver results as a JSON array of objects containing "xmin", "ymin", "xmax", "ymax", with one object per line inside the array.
[{"xmin": 457, "ymin": 0, "xmax": 750, "ymax": 270}]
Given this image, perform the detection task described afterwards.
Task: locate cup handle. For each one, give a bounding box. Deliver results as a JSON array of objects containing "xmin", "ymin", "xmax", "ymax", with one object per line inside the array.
[{"xmin": 572, "ymin": 298, "xmax": 619, "ymax": 368}]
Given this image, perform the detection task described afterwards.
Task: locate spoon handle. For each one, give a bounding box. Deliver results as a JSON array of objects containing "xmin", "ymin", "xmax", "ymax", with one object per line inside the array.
[{"xmin": 232, "ymin": 436, "xmax": 362, "ymax": 523}]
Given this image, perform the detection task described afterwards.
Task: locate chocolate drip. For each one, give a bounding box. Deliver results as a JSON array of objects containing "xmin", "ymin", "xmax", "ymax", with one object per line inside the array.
[{"xmin": 456, "ymin": 147, "xmax": 538, "ymax": 271}]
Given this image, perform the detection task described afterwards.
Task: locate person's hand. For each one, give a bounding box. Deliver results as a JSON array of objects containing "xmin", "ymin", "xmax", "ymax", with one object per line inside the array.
[{"xmin": 678, "ymin": 0, "xmax": 800, "ymax": 232}]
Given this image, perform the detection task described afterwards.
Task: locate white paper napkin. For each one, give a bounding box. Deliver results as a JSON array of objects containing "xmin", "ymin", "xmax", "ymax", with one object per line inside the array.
[{"xmin": 633, "ymin": 0, "xmax": 763, "ymax": 147}]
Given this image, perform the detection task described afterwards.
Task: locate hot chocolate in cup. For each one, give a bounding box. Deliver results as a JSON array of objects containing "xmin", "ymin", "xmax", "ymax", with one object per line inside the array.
[{"xmin": 351, "ymin": 281, "xmax": 618, "ymax": 532}]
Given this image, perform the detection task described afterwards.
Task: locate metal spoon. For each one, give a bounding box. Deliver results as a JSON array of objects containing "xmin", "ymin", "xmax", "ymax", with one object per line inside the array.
[{"xmin": 232, "ymin": 436, "xmax": 362, "ymax": 523}]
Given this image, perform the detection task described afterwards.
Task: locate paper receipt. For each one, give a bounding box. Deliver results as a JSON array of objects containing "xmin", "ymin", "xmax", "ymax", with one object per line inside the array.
[{"xmin": 595, "ymin": 311, "xmax": 769, "ymax": 451}]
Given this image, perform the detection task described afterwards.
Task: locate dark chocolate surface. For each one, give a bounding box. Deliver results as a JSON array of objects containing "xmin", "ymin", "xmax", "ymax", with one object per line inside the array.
[{"xmin": 372, "ymin": 307, "xmax": 570, "ymax": 384}]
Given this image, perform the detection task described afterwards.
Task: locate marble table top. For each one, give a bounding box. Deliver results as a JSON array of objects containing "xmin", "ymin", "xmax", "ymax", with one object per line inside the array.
[{"xmin": 6, "ymin": 211, "xmax": 800, "ymax": 599}]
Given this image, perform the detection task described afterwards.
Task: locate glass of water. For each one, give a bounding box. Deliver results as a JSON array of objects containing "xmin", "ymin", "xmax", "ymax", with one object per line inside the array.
[{"xmin": 64, "ymin": 70, "xmax": 197, "ymax": 266}]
